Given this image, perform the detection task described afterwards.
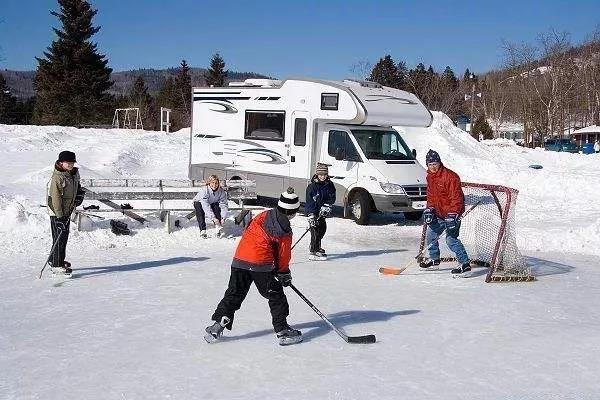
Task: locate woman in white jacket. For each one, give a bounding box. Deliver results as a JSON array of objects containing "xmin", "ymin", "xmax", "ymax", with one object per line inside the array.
[{"xmin": 193, "ymin": 175, "xmax": 229, "ymax": 238}]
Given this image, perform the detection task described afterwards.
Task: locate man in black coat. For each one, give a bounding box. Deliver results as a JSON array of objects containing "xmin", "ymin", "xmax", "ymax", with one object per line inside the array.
[{"xmin": 305, "ymin": 163, "xmax": 336, "ymax": 260}]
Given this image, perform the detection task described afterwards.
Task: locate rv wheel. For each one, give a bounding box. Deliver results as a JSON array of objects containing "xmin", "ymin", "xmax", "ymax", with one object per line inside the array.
[{"xmin": 350, "ymin": 192, "xmax": 371, "ymax": 225}]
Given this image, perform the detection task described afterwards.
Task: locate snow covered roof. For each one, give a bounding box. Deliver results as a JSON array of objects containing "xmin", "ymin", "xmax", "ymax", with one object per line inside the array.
[{"xmin": 572, "ymin": 125, "xmax": 600, "ymax": 134}]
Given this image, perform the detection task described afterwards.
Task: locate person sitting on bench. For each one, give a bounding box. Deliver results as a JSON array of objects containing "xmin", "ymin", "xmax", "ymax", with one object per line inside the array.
[{"xmin": 193, "ymin": 175, "xmax": 229, "ymax": 238}]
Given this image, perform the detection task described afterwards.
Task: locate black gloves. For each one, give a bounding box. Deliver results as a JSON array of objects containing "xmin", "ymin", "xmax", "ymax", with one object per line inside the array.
[
  {"xmin": 277, "ymin": 272, "xmax": 292, "ymax": 287},
  {"xmin": 319, "ymin": 204, "xmax": 332, "ymax": 218},
  {"xmin": 423, "ymin": 208, "xmax": 436, "ymax": 224}
]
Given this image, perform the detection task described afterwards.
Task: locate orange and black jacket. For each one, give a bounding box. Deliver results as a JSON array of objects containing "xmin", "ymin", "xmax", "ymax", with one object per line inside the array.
[
  {"xmin": 231, "ymin": 209, "xmax": 292, "ymax": 273},
  {"xmin": 426, "ymin": 165, "xmax": 465, "ymax": 218}
]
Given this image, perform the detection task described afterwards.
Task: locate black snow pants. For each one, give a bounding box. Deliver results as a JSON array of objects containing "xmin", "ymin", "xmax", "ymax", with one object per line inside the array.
[
  {"xmin": 309, "ymin": 217, "xmax": 327, "ymax": 252},
  {"xmin": 193, "ymin": 201, "xmax": 222, "ymax": 231},
  {"xmin": 50, "ymin": 216, "xmax": 71, "ymax": 268},
  {"xmin": 211, "ymin": 267, "xmax": 290, "ymax": 332}
]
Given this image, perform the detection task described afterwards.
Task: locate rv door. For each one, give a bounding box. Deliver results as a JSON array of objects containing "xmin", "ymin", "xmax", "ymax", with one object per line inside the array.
[
  {"xmin": 320, "ymin": 128, "xmax": 361, "ymax": 190},
  {"xmin": 286, "ymin": 111, "xmax": 312, "ymax": 192}
]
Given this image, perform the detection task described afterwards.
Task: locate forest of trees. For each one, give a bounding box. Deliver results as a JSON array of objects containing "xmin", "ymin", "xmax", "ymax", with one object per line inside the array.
[{"xmin": 0, "ymin": 0, "xmax": 598, "ymax": 146}]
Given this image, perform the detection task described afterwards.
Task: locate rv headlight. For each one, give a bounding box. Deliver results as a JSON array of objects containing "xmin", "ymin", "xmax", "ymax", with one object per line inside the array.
[{"xmin": 379, "ymin": 182, "xmax": 406, "ymax": 195}]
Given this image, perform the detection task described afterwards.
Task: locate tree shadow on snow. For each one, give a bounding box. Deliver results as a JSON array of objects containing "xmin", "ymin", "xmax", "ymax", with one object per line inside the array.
[
  {"xmin": 525, "ymin": 256, "xmax": 574, "ymax": 277},
  {"xmin": 219, "ymin": 309, "xmax": 420, "ymax": 343},
  {"xmin": 69, "ymin": 256, "xmax": 209, "ymax": 279}
]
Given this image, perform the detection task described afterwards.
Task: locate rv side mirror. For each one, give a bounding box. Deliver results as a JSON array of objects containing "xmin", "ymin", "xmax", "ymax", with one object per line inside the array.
[
  {"xmin": 335, "ymin": 148, "xmax": 345, "ymax": 161},
  {"xmin": 412, "ymin": 149, "xmax": 417, "ymax": 158}
]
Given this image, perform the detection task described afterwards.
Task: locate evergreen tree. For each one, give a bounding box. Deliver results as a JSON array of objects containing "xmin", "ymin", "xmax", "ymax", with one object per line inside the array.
[
  {"xmin": 128, "ymin": 76, "xmax": 157, "ymax": 130},
  {"xmin": 33, "ymin": 0, "xmax": 113, "ymax": 125},
  {"xmin": 463, "ymin": 68, "xmax": 472, "ymax": 82},
  {"xmin": 472, "ymin": 115, "xmax": 494, "ymax": 139},
  {"xmin": 408, "ymin": 63, "xmax": 429, "ymax": 100},
  {"xmin": 442, "ymin": 66, "xmax": 459, "ymax": 90},
  {"xmin": 175, "ymin": 59, "xmax": 192, "ymax": 122},
  {"xmin": 0, "ymin": 72, "xmax": 18, "ymax": 123},
  {"xmin": 369, "ymin": 55, "xmax": 403, "ymax": 88},
  {"xmin": 204, "ymin": 53, "xmax": 227, "ymax": 87}
]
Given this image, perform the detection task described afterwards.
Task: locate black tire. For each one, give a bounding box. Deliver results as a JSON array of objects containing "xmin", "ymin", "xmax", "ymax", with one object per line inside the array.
[
  {"xmin": 349, "ymin": 191, "xmax": 371, "ymax": 225},
  {"xmin": 404, "ymin": 211, "xmax": 424, "ymax": 221}
]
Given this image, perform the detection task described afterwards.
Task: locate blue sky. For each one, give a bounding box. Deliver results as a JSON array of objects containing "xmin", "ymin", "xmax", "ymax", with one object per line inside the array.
[{"xmin": 1, "ymin": 0, "xmax": 599, "ymax": 79}]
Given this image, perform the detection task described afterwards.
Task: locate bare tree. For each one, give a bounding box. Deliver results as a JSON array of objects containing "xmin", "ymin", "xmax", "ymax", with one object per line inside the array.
[{"xmin": 349, "ymin": 59, "xmax": 372, "ymax": 81}]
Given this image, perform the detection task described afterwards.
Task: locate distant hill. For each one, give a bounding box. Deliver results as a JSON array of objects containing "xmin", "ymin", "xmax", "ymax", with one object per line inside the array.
[{"xmin": 1, "ymin": 68, "xmax": 271, "ymax": 99}]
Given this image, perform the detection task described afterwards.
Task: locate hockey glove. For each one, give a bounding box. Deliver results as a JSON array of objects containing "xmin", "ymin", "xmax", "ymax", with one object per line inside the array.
[
  {"xmin": 277, "ymin": 272, "xmax": 292, "ymax": 287},
  {"xmin": 444, "ymin": 213, "xmax": 460, "ymax": 238},
  {"xmin": 307, "ymin": 215, "xmax": 317, "ymax": 228},
  {"xmin": 423, "ymin": 208, "xmax": 436, "ymax": 224},
  {"xmin": 319, "ymin": 204, "xmax": 332, "ymax": 218}
]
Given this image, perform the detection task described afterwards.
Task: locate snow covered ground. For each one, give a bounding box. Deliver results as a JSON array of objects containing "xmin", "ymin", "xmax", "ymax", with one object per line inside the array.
[{"xmin": 1, "ymin": 115, "xmax": 599, "ymax": 399}]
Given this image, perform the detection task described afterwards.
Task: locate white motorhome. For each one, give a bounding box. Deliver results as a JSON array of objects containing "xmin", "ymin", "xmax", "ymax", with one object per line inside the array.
[{"xmin": 189, "ymin": 78, "xmax": 433, "ymax": 224}]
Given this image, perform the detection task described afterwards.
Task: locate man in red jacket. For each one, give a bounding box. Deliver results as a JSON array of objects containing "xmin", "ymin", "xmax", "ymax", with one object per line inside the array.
[
  {"xmin": 205, "ymin": 188, "xmax": 303, "ymax": 345},
  {"xmin": 420, "ymin": 150, "xmax": 471, "ymax": 276}
]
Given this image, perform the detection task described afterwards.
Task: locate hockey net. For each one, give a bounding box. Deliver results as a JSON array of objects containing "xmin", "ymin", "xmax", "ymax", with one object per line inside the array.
[{"xmin": 418, "ymin": 182, "xmax": 534, "ymax": 282}]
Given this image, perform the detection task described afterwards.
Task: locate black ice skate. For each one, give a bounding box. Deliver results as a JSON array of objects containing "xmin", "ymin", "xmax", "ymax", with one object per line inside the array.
[
  {"xmin": 51, "ymin": 264, "xmax": 72, "ymax": 277},
  {"xmin": 419, "ymin": 258, "xmax": 440, "ymax": 269},
  {"xmin": 204, "ymin": 316, "xmax": 231, "ymax": 343},
  {"xmin": 276, "ymin": 325, "xmax": 303, "ymax": 346},
  {"xmin": 451, "ymin": 263, "xmax": 472, "ymax": 278}
]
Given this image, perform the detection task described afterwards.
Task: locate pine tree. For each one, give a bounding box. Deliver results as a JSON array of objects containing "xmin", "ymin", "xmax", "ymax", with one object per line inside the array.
[
  {"xmin": 33, "ymin": 0, "xmax": 113, "ymax": 125},
  {"xmin": 472, "ymin": 115, "xmax": 494, "ymax": 139},
  {"xmin": 204, "ymin": 53, "xmax": 227, "ymax": 87},
  {"xmin": 175, "ymin": 59, "xmax": 192, "ymax": 123},
  {"xmin": 128, "ymin": 76, "xmax": 157, "ymax": 130},
  {"xmin": 442, "ymin": 66, "xmax": 459, "ymax": 90},
  {"xmin": 0, "ymin": 72, "xmax": 18, "ymax": 124},
  {"xmin": 369, "ymin": 55, "xmax": 403, "ymax": 88}
]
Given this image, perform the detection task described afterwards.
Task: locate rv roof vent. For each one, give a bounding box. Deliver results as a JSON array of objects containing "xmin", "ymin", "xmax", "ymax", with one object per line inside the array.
[
  {"xmin": 343, "ymin": 79, "xmax": 382, "ymax": 89},
  {"xmin": 244, "ymin": 79, "xmax": 282, "ymax": 87}
]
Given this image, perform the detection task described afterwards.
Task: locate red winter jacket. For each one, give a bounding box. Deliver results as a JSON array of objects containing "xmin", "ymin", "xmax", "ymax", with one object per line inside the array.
[
  {"xmin": 426, "ymin": 165, "xmax": 465, "ymax": 218},
  {"xmin": 231, "ymin": 209, "xmax": 292, "ymax": 273}
]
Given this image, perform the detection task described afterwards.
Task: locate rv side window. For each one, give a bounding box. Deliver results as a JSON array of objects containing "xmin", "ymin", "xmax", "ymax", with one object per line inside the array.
[
  {"xmin": 294, "ymin": 118, "xmax": 307, "ymax": 146},
  {"xmin": 245, "ymin": 111, "xmax": 285, "ymax": 141},
  {"xmin": 328, "ymin": 130, "xmax": 361, "ymax": 161},
  {"xmin": 321, "ymin": 93, "xmax": 339, "ymax": 111}
]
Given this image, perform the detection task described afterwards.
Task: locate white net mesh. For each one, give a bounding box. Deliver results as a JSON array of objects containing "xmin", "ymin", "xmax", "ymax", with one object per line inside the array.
[{"xmin": 418, "ymin": 182, "xmax": 533, "ymax": 282}]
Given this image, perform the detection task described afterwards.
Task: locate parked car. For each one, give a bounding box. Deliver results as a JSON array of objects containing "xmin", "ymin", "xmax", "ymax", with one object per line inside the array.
[{"xmin": 544, "ymin": 138, "xmax": 579, "ymax": 153}]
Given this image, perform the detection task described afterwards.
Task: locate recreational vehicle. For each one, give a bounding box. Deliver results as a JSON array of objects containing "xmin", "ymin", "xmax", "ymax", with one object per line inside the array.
[{"xmin": 189, "ymin": 78, "xmax": 433, "ymax": 224}]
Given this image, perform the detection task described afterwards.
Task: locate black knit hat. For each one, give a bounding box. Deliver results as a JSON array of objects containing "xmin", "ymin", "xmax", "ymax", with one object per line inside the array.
[
  {"xmin": 425, "ymin": 149, "xmax": 441, "ymax": 165},
  {"xmin": 58, "ymin": 151, "xmax": 77, "ymax": 163},
  {"xmin": 277, "ymin": 187, "xmax": 300, "ymax": 215}
]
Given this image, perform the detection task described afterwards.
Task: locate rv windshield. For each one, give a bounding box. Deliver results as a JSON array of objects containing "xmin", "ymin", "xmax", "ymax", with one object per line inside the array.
[{"xmin": 351, "ymin": 129, "xmax": 414, "ymax": 160}]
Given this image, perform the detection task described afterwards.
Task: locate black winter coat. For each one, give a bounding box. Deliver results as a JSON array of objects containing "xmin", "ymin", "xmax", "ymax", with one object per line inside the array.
[{"xmin": 305, "ymin": 175, "xmax": 336, "ymax": 217}]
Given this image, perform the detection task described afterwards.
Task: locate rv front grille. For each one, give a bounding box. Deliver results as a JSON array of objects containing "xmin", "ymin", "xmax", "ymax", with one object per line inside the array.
[{"xmin": 402, "ymin": 185, "xmax": 427, "ymax": 198}]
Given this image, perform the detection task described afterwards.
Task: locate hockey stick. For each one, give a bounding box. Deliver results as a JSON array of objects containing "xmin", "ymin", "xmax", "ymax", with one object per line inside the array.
[
  {"xmin": 289, "ymin": 284, "xmax": 376, "ymax": 344},
  {"xmin": 39, "ymin": 229, "xmax": 64, "ymax": 279},
  {"xmin": 291, "ymin": 227, "xmax": 310, "ymax": 250}
]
